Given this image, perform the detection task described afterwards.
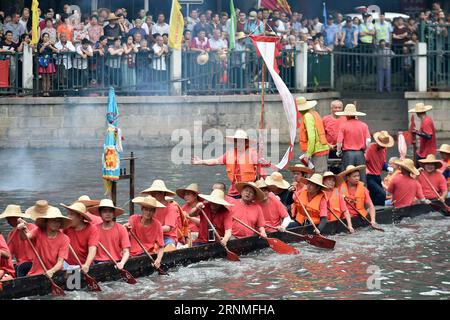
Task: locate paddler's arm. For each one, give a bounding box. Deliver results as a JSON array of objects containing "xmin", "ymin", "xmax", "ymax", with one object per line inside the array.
[
  {"xmin": 162, "ymin": 225, "xmax": 171, "ymax": 233},
  {"xmin": 117, "ymin": 248, "xmax": 130, "ymax": 270},
  {"xmin": 221, "ymin": 229, "xmax": 232, "ymax": 246},
  {"xmin": 16, "ymin": 218, "xmax": 33, "ymax": 240},
  {"xmin": 46, "ymin": 257, "xmax": 65, "ymax": 278},
  {"xmin": 188, "ymin": 202, "xmax": 205, "ymax": 218},
  {"xmin": 342, "ymin": 210, "xmax": 355, "ymax": 233},
  {"xmin": 154, "ymin": 247, "xmax": 164, "ymax": 269},
  {"xmin": 278, "ymin": 216, "xmax": 291, "ymax": 232},
  {"xmin": 191, "ymin": 156, "xmax": 220, "ymax": 165},
  {"xmin": 82, "ymin": 246, "xmax": 97, "ymax": 273},
  {"xmin": 259, "ymin": 227, "xmax": 267, "ymax": 238}
]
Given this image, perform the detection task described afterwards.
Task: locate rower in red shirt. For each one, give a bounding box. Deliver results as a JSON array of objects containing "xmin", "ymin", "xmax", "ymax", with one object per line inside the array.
[
  {"xmin": 62, "ymin": 202, "xmax": 99, "ymax": 273},
  {"xmin": 388, "ymin": 159, "xmax": 429, "ymax": 208},
  {"xmin": 322, "ymin": 171, "xmax": 354, "ymax": 233},
  {"xmin": 365, "ymin": 131, "xmax": 395, "ymax": 206},
  {"xmin": 336, "ymin": 104, "xmax": 371, "ymax": 184},
  {"xmin": 189, "ymin": 189, "xmax": 234, "ymax": 246},
  {"xmin": 0, "ymin": 205, "xmax": 36, "ymax": 277},
  {"xmin": 409, "ymin": 103, "xmax": 436, "ymax": 160},
  {"xmin": 322, "ymin": 100, "xmax": 347, "ymax": 159},
  {"xmin": 0, "ymin": 233, "xmax": 15, "ymax": 281},
  {"xmin": 212, "ymin": 182, "xmax": 239, "ymax": 205},
  {"xmin": 176, "ymin": 183, "xmax": 201, "ymax": 241},
  {"xmin": 141, "ymin": 179, "xmax": 180, "ymax": 250},
  {"xmin": 124, "ymin": 196, "xmax": 165, "ymax": 269},
  {"xmin": 231, "ymin": 182, "xmax": 267, "ymax": 238},
  {"xmin": 75, "ymin": 195, "xmax": 104, "ymax": 226},
  {"xmin": 89, "ymin": 199, "xmax": 130, "ymax": 269},
  {"xmin": 291, "ymin": 174, "xmax": 329, "ymax": 232},
  {"xmin": 338, "ymin": 165, "xmax": 377, "ymax": 226},
  {"xmin": 417, "ymin": 155, "xmax": 448, "ymax": 201},
  {"xmin": 18, "ymin": 200, "xmax": 71, "ymax": 278},
  {"xmin": 255, "ymin": 179, "xmax": 291, "ymax": 232}
]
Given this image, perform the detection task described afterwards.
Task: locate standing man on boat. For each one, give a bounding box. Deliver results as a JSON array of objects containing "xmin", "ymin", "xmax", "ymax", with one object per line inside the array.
[
  {"xmin": 231, "ymin": 182, "xmax": 267, "ymax": 238},
  {"xmin": 124, "ymin": 196, "xmax": 165, "ymax": 269},
  {"xmin": 322, "ymin": 100, "xmax": 347, "ymax": 161},
  {"xmin": 388, "ymin": 159, "xmax": 429, "ymax": 208},
  {"xmin": 296, "ymin": 97, "xmax": 330, "ymax": 174},
  {"xmin": 338, "ymin": 166, "xmax": 377, "ymax": 226},
  {"xmin": 89, "ymin": 199, "xmax": 130, "ymax": 269},
  {"xmin": 0, "ymin": 205, "xmax": 36, "ymax": 277},
  {"xmin": 61, "ymin": 202, "xmax": 99, "ymax": 273},
  {"xmin": 365, "ymin": 131, "xmax": 395, "ymax": 206},
  {"xmin": 417, "ymin": 155, "xmax": 448, "ymax": 201},
  {"xmin": 409, "ymin": 103, "xmax": 436, "ymax": 161},
  {"xmin": 192, "ymin": 129, "xmax": 270, "ymax": 198},
  {"xmin": 336, "ymin": 104, "xmax": 371, "ymax": 184},
  {"xmin": 141, "ymin": 180, "xmax": 180, "ymax": 250}
]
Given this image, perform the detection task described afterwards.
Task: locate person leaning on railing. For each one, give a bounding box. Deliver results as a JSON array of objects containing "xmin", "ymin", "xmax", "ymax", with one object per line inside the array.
[
  {"xmin": 37, "ymin": 32, "xmax": 58, "ymax": 96},
  {"xmin": 54, "ymin": 33, "xmax": 75, "ymax": 91},
  {"xmin": 106, "ymin": 37, "xmax": 124, "ymax": 87}
]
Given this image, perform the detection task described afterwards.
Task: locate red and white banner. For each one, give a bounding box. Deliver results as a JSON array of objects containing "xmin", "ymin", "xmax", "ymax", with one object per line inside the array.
[{"xmin": 250, "ymin": 35, "xmax": 297, "ymax": 170}]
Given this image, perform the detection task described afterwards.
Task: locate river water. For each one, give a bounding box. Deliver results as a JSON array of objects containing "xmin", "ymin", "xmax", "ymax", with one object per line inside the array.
[{"xmin": 0, "ymin": 147, "xmax": 449, "ymax": 300}]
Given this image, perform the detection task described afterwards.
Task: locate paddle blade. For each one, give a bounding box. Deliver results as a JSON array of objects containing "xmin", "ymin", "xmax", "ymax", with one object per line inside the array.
[
  {"xmin": 226, "ymin": 250, "xmax": 240, "ymax": 262},
  {"xmin": 157, "ymin": 267, "xmax": 169, "ymax": 276},
  {"xmin": 85, "ymin": 274, "xmax": 102, "ymax": 292},
  {"xmin": 430, "ymin": 202, "xmax": 450, "ymax": 216},
  {"xmin": 305, "ymin": 235, "xmax": 336, "ymax": 250},
  {"xmin": 266, "ymin": 237, "xmax": 299, "ymax": 254},
  {"xmin": 120, "ymin": 269, "xmax": 137, "ymax": 284},
  {"xmin": 50, "ymin": 282, "xmax": 66, "ymax": 296}
]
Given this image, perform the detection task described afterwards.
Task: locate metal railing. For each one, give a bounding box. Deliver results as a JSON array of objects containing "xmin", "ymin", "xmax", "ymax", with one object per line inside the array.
[{"xmin": 0, "ymin": 52, "xmax": 23, "ymax": 95}]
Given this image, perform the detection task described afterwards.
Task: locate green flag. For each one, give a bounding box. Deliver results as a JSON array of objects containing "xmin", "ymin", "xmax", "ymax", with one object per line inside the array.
[{"xmin": 229, "ymin": 0, "xmax": 236, "ymax": 50}]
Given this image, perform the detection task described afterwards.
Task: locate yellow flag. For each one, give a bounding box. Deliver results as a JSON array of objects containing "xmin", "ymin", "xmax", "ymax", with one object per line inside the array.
[
  {"xmin": 168, "ymin": 0, "xmax": 184, "ymax": 50},
  {"xmin": 31, "ymin": 0, "xmax": 40, "ymax": 45}
]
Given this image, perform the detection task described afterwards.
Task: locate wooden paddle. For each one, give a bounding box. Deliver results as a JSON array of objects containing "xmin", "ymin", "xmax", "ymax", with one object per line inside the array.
[
  {"xmin": 343, "ymin": 197, "xmax": 385, "ymax": 232},
  {"xmin": 68, "ymin": 244, "xmax": 101, "ymax": 291},
  {"xmin": 265, "ymin": 224, "xmax": 335, "ymax": 250},
  {"xmin": 419, "ymin": 170, "xmax": 450, "ymax": 215},
  {"xmin": 326, "ymin": 207, "xmax": 354, "ymax": 234},
  {"xmin": 232, "ymin": 217, "xmax": 299, "ymax": 254},
  {"xmin": 97, "ymin": 242, "xmax": 137, "ymax": 284},
  {"xmin": 0, "ymin": 270, "xmax": 4, "ymax": 291},
  {"xmin": 128, "ymin": 229, "xmax": 169, "ymax": 275},
  {"xmin": 199, "ymin": 209, "xmax": 240, "ymax": 261},
  {"xmin": 22, "ymin": 230, "xmax": 65, "ymax": 296}
]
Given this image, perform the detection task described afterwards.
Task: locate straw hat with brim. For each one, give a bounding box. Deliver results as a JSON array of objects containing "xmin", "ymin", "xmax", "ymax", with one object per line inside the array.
[
  {"xmin": 338, "ymin": 165, "xmax": 366, "ymax": 179},
  {"xmin": 395, "ymin": 159, "xmax": 420, "ymax": 176},
  {"xmin": 88, "ymin": 199, "xmax": 125, "ymax": 217},
  {"xmin": 25, "ymin": 200, "xmax": 59, "ymax": 221},
  {"xmin": 226, "ymin": 129, "xmax": 250, "ymax": 141},
  {"xmin": 34, "ymin": 208, "xmax": 72, "ymax": 229},
  {"xmin": 235, "ymin": 181, "xmax": 266, "ymax": 202},
  {"xmin": 60, "ymin": 202, "xmax": 91, "ymax": 222},
  {"xmin": 408, "ymin": 103, "xmax": 432, "ymax": 113},
  {"xmin": 299, "ymin": 174, "xmax": 328, "ymax": 189},
  {"xmin": 132, "ymin": 196, "xmax": 166, "ymax": 209},
  {"xmin": 255, "ymin": 179, "xmax": 269, "ymax": 190},
  {"xmin": 296, "ymin": 96, "xmax": 317, "ymax": 111},
  {"xmin": 236, "ymin": 32, "xmax": 246, "ymax": 40},
  {"xmin": 438, "ymin": 144, "xmax": 450, "ymax": 154},
  {"xmin": 373, "ymin": 131, "xmax": 395, "ymax": 148},
  {"xmin": 197, "ymin": 52, "xmax": 209, "ymax": 65},
  {"xmin": 0, "ymin": 205, "xmax": 30, "ymax": 220},
  {"xmin": 76, "ymin": 195, "xmax": 101, "ymax": 207},
  {"xmin": 107, "ymin": 13, "xmax": 119, "ymax": 21},
  {"xmin": 265, "ymin": 172, "xmax": 290, "ymax": 190},
  {"xmin": 418, "ymin": 154, "xmax": 443, "ymax": 169},
  {"xmin": 176, "ymin": 183, "xmax": 200, "ymax": 199},
  {"xmin": 322, "ymin": 171, "xmax": 343, "ymax": 187},
  {"xmin": 141, "ymin": 180, "xmax": 176, "ymax": 196},
  {"xmin": 335, "ymin": 104, "xmax": 366, "ymax": 117},
  {"xmin": 199, "ymin": 189, "xmax": 234, "ymax": 207},
  {"xmin": 288, "ymin": 163, "xmax": 314, "ymax": 174}
]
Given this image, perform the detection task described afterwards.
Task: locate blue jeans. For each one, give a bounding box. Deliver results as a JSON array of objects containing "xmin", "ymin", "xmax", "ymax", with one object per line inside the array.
[
  {"xmin": 164, "ymin": 236, "xmax": 176, "ymax": 246},
  {"xmin": 15, "ymin": 261, "xmax": 32, "ymax": 278},
  {"xmin": 367, "ymin": 174, "xmax": 386, "ymax": 206},
  {"xmin": 378, "ymin": 67, "xmax": 391, "ymax": 93}
]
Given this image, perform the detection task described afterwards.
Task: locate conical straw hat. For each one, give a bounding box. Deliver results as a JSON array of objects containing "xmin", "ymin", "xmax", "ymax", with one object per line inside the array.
[
  {"xmin": 0, "ymin": 205, "xmax": 30, "ymax": 220},
  {"xmin": 141, "ymin": 179, "xmax": 176, "ymax": 196},
  {"xmin": 176, "ymin": 183, "xmax": 200, "ymax": 199},
  {"xmin": 225, "ymin": 129, "xmax": 250, "ymax": 141},
  {"xmin": 418, "ymin": 154, "xmax": 443, "ymax": 169},
  {"xmin": 33, "ymin": 206, "xmax": 72, "ymax": 229},
  {"xmin": 25, "ymin": 200, "xmax": 60, "ymax": 221},
  {"xmin": 299, "ymin": 173, "xmax": 328, "ymax": 189},
  {"xmin": 60, "ymin": 202, "xmax": 91, "ymax": 222},
  {"xmin": 438, "ymin": 144, "xmax": 450, "ymax": 154},
  {"xmin": 373, "ymin": 131, "xmax": 395, "ymax": 148},
  {"xmin": 322, "ymin": 171, "xmax": 343, "ymax": 187},
  {"xmin": 199, "ymin": 189, "xmax": 234, "ymax": 206},
  {"xmin": 296, "ymin": 96, "xmax": 317, "ymax": 111},
  {"xmin": 254, "ymin": 178, "xmax": 268, "ymax": 189},
  {"xmin": 394, "ymin": 158, "xmax": 420, "ymax": 176},
  {"xmin": 408, "ymin": 103, "xmax": 432, "ymax": 113},
  {"xmin": 132, "ymin": 196, "xmax": 166, "ymax": 209},
  {"xmin": 338, "ymin": 165, "xmax": 366, "ymax": 179},
  {"xmin": 288, "ymin": 163, "xmax": 314, "ymax": 174},
  {"xmin": 265, "ymin": 172, "xmax": 290, "ymax": 190},
  {"xmin": 235, "ymin": 181, "xmax": 266, "ymax": 201},
  {"xmin": 335, "ymin": 104, "xmax": 366, "ymax": 117},
  {"xmin": 88, "ymin": 199, "xmax": 125, "ymax": 217},
  {"xmin": 76, "ymin": 195, "xmax": 101, "ymax": 207}
]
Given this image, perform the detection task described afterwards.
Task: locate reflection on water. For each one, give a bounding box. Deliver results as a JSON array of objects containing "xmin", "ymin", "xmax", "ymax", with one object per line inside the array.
[{"xmin": 0, "ymin": 147, "xmax": 449, "ymax": 300}]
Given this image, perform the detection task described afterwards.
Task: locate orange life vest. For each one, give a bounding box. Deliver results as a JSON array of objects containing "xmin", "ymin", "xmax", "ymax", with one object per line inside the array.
[
  {"xmin": 325, "ymin": 188, "xmax": 342, "ymax": 221},
  {"xmin": 299, "ymin": 110, "xmax": 328, "ymax": 152},
  {"xmin": 341, "ymin": 181, "xmax": 368, "ymax": 217},
  {"xmin": 225, "ymin": 147, "xmax": 257, "ymax": 183},
  {"xmin": 293, "ymin": 189, "xmax": 325, "ymax": 225}
]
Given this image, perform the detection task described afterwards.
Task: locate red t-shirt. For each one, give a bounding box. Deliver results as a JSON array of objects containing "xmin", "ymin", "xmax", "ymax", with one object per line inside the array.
[
  {"xmin": 95, "ymin": 222, "xmax": 131, "ymax": 262},
  {"xmin": 196, "ymin": 203, "xmax": 233, "ymax": 243},
  {"xmin": 417, "ymin": 171, "xmax": 447, "ymax": 200},
  {"xmin": 337, "ymin": 119, "xmax": 370, "ymax": 151},
  {"xmin": 387, "ymin": 173, "xmax": 424, "ymax": 208},
  {"xmin": 259, "ymin": 192, "xmax": 289, "ymax": 228},
  {"xmin": 128, "ymin": 215, "xmax": 164, "ymax": 256},
  {"xmin": 153, "ymin": 202, "xmax": 179, "ymax": 243},
  {"xmin": 365, "ymin": 143, "xmax": 387, "ymax": 175},
  {"xmin": 0, "ymin": 233, "xmax": 15, "ymax": 276},
  {"xmin": 8, "ymin": 223, "xmax": 37, "ymax": 265},
  {"xmin": 63, "ymin": 223, "xmax": 99, "ymax": 265},
  {"xmin": 345, "ymin": 185, "xmax": 373, "ymax": 216},
  {"xmin": 322, "ymin": 115, "xmax": 347, "ymax": 145},
  {"xmin": 28, "ymin": 228, "xmax": 70, "ymax": 276},
  {"xmin": 418, "ymin": 116, "xmax": 436, "ymax": 158},
  {"xmin": 231, "ymin": 201, "xmax": 266, "ymax": 238},
  {"xmin": 182, "ymin": 203, "xmax": 200, "ymax": 233}
]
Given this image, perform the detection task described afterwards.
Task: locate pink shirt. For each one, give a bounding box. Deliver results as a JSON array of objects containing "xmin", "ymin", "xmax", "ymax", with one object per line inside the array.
[
  {"xmin": 182, "ymin": 203, "xmax": 200, "ymax": 232},
  {"xmin": 196, "ymin": 203, "xmax": 233, "ymax": 243},
  {"xmin": 387, "ymin": 173, "xmax": 424, "ymax": 208},
  {"xmin": 231, "ymin": 201, "xmax": 266, "ymax": 238},
  {"xmin": 0, "ymin": 233, "xmax": 15, "ymax": 276},
  {"xmin": 154, "ymin": 202, "xmax": 179, "ymax": 243},
  {"xmin": 365, "ymin": 143, "xmax": 387, "ymax": 175},
  {"xmin": 259, "ymin": 192, "xmax": 289, "ymax": 227},
  {"xmin": 418, "ymin": 116, "xmax": 436, "ymax": 158},
  {"xmin": 64, "ymin": 223, "xmax": 99, "ymax": 265},
  {"xmin": 417, "ymin": 171, "xmax": 447, "ymax": 200},
  {"xmin": 337, "ymin": 119, "xmax": 370, "ymax": 151},
  {"xmin": 7, "ymin": 223, "xmax": 37, "ymax": 265},
  {"xmin": 322, "ymin": 115, "xmax": 347, "ymax": 145},
  {"xmin": 95, "ymin": 222, "xmax": 131, "ymax": 262},
  {"xmin": 128, "ymin": 215, "xmax": 164, "ymax": 255}
]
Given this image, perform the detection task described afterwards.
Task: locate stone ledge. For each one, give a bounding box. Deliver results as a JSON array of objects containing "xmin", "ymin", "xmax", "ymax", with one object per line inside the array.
[{"xmin": 405, "ymin": 91, "xmax": 450, "ymax": 99}]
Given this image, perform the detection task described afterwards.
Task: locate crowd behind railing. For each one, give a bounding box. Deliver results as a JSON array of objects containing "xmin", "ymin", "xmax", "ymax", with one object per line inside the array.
[{"xmin": 0, "ymin": 2, "xmax": 448, "ymax": 96}]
